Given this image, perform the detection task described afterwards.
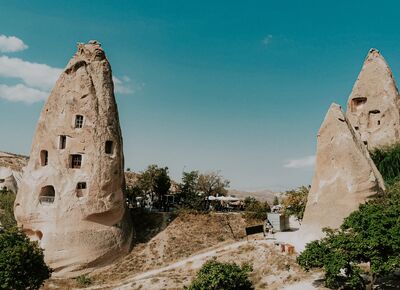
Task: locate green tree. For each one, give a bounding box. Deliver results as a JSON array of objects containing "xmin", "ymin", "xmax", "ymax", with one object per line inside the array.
[
  {"xmin": 197, "ymin": 171, "xmax": 230, "ymax": 197},
  {"xmin": 178, "ymin": 171, "xmax": 203, "ymax": 210},
  {"xmin": 272, "ymin": 196, "xmax": 279, "ymax": 206},
  {"xmin": 187, "ymin": 259, "xmax": 253, "ymax": 290},
  {"xmin": 371, "ymin": 143, "xmax": 400, "ymax": 185},
  {"xmin": 0, "ymin": 228, "xmax": 52, "ymax": 289},
  {"xmin": 243, "ymin": 197, "xmax": 271, "ymax": 221},
  {"xmin": 133, "ymin": 165, "xmax": 171, "ymax": 207},
  {"xmin": 297, "ymin": 187, "xmax": 400, "ymax": 289},
  {"xmin": 0, "ymin": 190, "xmax": 17, "ymax": 229},
  {"xmin": 281, "ymin": 186, "xmax": 309, "ymax": 222}
]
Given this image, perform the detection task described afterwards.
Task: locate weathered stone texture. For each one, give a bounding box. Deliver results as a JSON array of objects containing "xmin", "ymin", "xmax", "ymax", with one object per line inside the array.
[
  {"xmin": 300, "ymin": 104, "xmax": 385, "ymax": 247},
  {"xmin": 14, "ymin": 41, "xmax": 132, "ymax": 276},
  {"xmin": 346, "ymin": 48, "xmax": 400, "ymax": 150}
]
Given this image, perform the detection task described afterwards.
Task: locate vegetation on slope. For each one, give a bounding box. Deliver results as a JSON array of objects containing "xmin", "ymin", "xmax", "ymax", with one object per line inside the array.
[
  {"xmin": 187, "ymin": 258, "xmax": 253, "ymax": 290},
  {"xmin": 0, "ymin": 189, "xmax": 16, "ymax": 229},
  {"xmin": 298, "ymin": 144, "xmax": 400, "ymax": 289}
]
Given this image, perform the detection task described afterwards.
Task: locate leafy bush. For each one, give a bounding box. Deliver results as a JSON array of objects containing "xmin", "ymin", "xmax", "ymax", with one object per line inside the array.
[
  {"xmin": 242, "ymin": 197, "xmax": 270, "ymax": 221},
  {"xmin": 0, "ymin": 190, "xmax": 17, "ymax": 229},
  {"xmin": 187, "ymin": 259, "xmax": 253, "ymax": 290},
  {"xmin": 371, "ymin": 143, "xmax": 400, "ymax": 185},
  {"xmin": 0, "ymin": 227, "xmax": 52, "ymax": 289},
  {"xmin": 297, "ymin": 186, "xmax": 400, "ymax": 289},
  {"xmin": 281, "ymin": 186, "xmax": 309, "ymax": 222}
]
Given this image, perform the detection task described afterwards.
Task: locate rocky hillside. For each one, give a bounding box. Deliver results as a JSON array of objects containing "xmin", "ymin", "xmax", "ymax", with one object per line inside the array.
[{"xmin": 0, "ymin": 151, "xmax": 28, "ymax": 171}]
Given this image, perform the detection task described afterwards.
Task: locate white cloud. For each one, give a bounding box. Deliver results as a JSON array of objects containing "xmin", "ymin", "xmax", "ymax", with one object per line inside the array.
[
  {"xmin": 0, "ymin": 84, "xmax": 48, "ymax": 104},
  {"xmin": 0, "ymin": 35, "xmax": 28, "ymax": 53},
  {"xmin": 0, "ymin": 56, "xmax": 62, "ymax": 91},
  {"xmin": 113, "ymin": 76, "xmax": 134, "ymax": 94},
  {"xmin": 284, "ymin": 155, "xmax": 316, "ymax": 169},
  {"xmin": 262, "ymin": 34, "xmax": 273, "ymax": 46}
]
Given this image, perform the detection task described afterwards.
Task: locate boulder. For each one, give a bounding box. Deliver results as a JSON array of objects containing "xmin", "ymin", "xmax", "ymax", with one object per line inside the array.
[
  {"xmin": 346, "ymin": 48, "xmax": 400, "ymax": 150},
  {"xmin": 299, "ymin": 104, "xmax": 385, "ymax": 248},
  {"xmin": 14, "ymin": 41, "xmax": 132, "ymax": 276}
]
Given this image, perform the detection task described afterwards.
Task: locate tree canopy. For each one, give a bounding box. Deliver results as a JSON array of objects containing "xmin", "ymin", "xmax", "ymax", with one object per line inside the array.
[
  {"xmin": 281, "ymin": 185, "xmax": 309, "ymax": 222},
  {"xmin": 187, "ymin": 259, "xmax": 253, "ymax": 290},
  {"xmin": 0, "ymin": 228, "xmax": 52, "ymax": 289}
]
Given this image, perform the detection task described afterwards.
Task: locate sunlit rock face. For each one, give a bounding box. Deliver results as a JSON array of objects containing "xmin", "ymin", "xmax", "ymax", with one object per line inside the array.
[
  {"xmin": 14, "ymin": 41, "xmax": 132, "ymax": 276},
  {"xmin": 0, "ymin": 167, "xmax": 17, "ymax": 193},
  {"xmin": 346, "ymin": 48, "xmax": 400, "ymax": 150},
  {"xmin": 299, "ymin": 104, "xmax": 385, "ymax": 249}
]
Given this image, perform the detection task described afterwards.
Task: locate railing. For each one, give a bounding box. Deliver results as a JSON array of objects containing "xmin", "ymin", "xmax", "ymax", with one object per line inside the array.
[{"xmin": 39, "ymin": 196, "xmax": 55, "ymax": 204}]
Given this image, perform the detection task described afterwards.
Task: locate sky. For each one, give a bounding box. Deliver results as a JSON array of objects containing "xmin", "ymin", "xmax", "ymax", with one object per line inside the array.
[{"xmin": 1, "ymin": 1, "xmax": 400, "ymax": 191}]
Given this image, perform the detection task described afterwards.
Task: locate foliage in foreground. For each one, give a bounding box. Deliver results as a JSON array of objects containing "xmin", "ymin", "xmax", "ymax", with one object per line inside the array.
[
  {"xmin": 242, "ymin": 196, "xmax": 271, "ymax": 221},
  {"xmin": 187, "ymin": 258, "xmax": 253, "ymax": 290},
  {"xmin": 0, "ymin": 227, "xmax": 52, "ymax": 289},
  {"xmin": 371, "ymin": 143, "xmax": 400, "ymax": 185},
  {"xmin": 0, "ymin": 190, "xmax": 16, "ymax": 229},
  {"xmin": 297, "ymin": 184, "xmax": 400, "ymax": 289},
  {"xmin": 281, "ymin": 185, "xmax": 309, "ymax": 222}
]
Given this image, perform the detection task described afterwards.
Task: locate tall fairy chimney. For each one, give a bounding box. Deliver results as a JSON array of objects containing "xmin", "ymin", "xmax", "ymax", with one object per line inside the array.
[{"xmin": 14, "ymin": 41, "xmax": 132, "ymax": 276}]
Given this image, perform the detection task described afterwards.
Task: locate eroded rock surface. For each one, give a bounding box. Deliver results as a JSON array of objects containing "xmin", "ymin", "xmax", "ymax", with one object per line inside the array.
[
  {"xmin": 299, "ymin": 104, "xmax": 385, "ymax": 248},
  {"xmin": 14, "ymin": 41, "xmax": 132, "ymax": 276},
  {"xmin": 346, "ymin": 48, "xmax": 400, "ymax": 150}
]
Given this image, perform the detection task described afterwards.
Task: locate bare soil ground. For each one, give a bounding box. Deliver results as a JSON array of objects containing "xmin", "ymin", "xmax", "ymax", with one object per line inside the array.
[
  {"xmin": 42, "ymin": 212, "xmax": 327, "ymax": 290},
  {"xmin": 0, "ymin": 151, "xmax": 28, "ymax": 171}
]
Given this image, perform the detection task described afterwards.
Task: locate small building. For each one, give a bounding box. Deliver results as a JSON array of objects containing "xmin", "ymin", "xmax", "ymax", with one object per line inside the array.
[{"xmin": 267, "ymin": 213, "xmax": 290, "ymax": 232}]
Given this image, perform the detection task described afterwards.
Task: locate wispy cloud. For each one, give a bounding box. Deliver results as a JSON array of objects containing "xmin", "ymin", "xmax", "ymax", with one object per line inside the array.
[
  {"xmin": 0, "ymin": 34, "xmax": 135, "ymax": 104},
  {"xmin": 0, "ymin": 35, "xmax": 28, "ymax": 53},
  {"xmin": 262, "ymin": 34, "xmax": 273, "ymax": 47},
  {"xmin": 284, "ymin": 155, "xmax": 316, "ymax": 169},
  {"xmin": 0, "ymin": 84, "xmax": 48, "ymax": 104},
  {"xmin": 0, "ymin": 56, "xmax": 62, "ymax": 91}
]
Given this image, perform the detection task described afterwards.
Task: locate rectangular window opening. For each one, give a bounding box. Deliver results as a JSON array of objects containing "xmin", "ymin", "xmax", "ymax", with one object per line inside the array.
[
  {"xmin": 75, "ymin": 115, "xmax": 84, "ymax": 128},
  {"xmin": 70, "ymin": 154, "xmax": 82, "ymax": 169},
  {"xmin": 105, "ymin": 140, "xmax": 113, "ymax": 154},
  {"xmin": 59, "ymin": 135, "xmax": 66, "ymax": 149}
]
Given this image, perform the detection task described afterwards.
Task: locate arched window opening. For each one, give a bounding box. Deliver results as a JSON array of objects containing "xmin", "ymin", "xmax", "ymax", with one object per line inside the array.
[
  {"xmin": 39, "ymin": 185, "xmax": 55, "ymax": 204},
  {"xmin": 76, "ymin": 182, "xmax": 87, "ymax": 198},
  {"xmin": 40, "ymin": 150, "xmax": 48, "ymax": 166}
]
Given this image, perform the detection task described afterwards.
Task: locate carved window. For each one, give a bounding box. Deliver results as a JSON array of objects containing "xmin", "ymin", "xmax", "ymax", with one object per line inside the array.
[
  {"xmin": 39, "ymin": 185, "xmax": 55, "ymax": 204},
  {"xmin": 105, "ymin": 140, "xmax": 113, "ymax": 154},
  {"xmin": 75, "ymin": 115, "xmax": 84, "ymax": 128},
  {"xmin": 350, "ymin": 97, "xmax": 367, "ymax": 112},
  {"xmin": 76, "ymin": 182, "xmax": 87, "ymax": 198},
  {"xmin": 40, "ymin": 150, "xmax": 48, "ymax": 166},
  {"xmin": 59, "ymin": 135, "xmax": 67, "ymax": 149},
  {"xmin": 70, "ymin": 154, "xmax": 82, "ymax": 169},
  {"xmin": 77, "ymin": 182, "xmax": 86, "ymax": 190},
  {"xmin": 0, "ymin": 179, "xmax": 4, "ymax": 183}
]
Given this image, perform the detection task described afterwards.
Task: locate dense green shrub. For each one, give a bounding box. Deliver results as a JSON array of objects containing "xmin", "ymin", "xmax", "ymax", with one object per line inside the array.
[
  {"xmin": 0, "ymin": 190, "xmax": 16, "ymax": 229},
  {"xmin": 371, "ymin": 143, "xmax": 400, "ymax": 185},
  {"xmin": 297, "ymin": 186, "xmax": 400, "ymax": 289},
  {"xmin": 0, "ymin": 227, "xmax": 52, "ymax": 289},
  {"xmin": 187, "ymin": 259, "xmax": 253, "ymax": 290}
]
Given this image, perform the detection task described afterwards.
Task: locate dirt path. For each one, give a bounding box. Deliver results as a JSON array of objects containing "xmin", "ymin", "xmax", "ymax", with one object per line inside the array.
[{"xmin": 88, "ymin": 239, "xmax": 251, "ymax": 289}]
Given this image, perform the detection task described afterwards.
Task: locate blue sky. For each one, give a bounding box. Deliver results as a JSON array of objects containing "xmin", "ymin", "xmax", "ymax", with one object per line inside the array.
[{"xmin": 1, "ymin": 1, "xmax": 400, "ymax": 190}]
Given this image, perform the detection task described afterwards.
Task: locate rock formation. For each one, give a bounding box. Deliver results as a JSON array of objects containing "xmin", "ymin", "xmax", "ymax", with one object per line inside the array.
[
  {"xmin": 346, "ymin": 48, "xmax": 400, "ymax": 150},
  {"xmin": 14, "ymin": 41, "xmax": 132, "ymax": 276},
  {"xmin": 0, "ymin": 167, "xmax": 18, "ymax": 193},
  {"xmin": 299, "ymin": 103, "xmax": 385, "ymax": 248}
]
